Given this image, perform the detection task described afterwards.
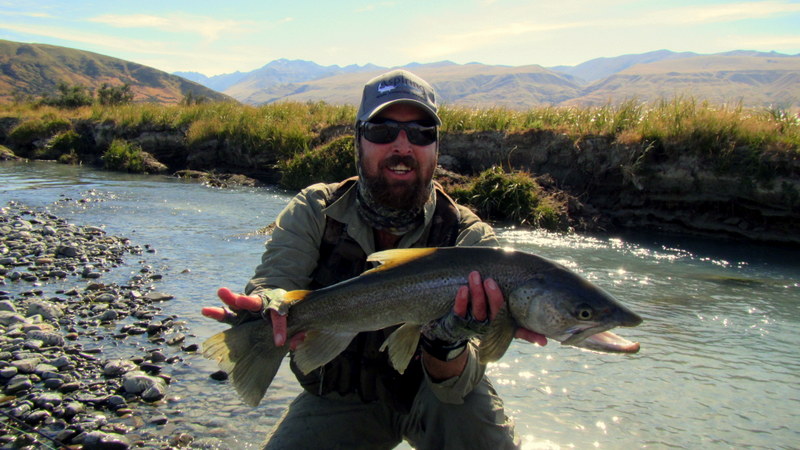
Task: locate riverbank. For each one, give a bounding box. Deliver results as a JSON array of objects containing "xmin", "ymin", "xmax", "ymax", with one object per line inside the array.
[
  {"xmin": 1, "ymin": 100, "xmax": 798, "ymax": 245},
  {"xmin": 0, "ymin": 202, "xmax": 208, "ymax": 448}
]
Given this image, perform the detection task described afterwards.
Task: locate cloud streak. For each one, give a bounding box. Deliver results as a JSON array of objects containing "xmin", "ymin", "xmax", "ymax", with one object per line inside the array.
[{"xmin": 88, "ymin": 13, "xmax": 256, "ymax": 42}]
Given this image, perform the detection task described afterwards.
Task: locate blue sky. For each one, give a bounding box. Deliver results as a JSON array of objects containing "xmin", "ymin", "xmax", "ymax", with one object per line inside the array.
[{"xmin": 2, "ymin": 0, "xmax": 799, "ymax": 76}]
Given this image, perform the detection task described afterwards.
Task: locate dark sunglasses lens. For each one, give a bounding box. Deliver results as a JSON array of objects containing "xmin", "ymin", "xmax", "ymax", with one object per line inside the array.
[
  {"xmin": 406, "ymin": 127, "xmax": 437, "ymax": 145},
  {"xmin": 362, "ymin": 121, "xmax": 437, "ymax": 145},
  {"xmin": 363, "ymin": 123, "xmax": 399, "ymax": 144}
]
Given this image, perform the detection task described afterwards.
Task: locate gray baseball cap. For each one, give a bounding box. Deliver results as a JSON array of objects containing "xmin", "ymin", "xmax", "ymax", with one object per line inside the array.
[{"xmin": 356, "ymin": 69, "xmax": 441, "ymax": 125}]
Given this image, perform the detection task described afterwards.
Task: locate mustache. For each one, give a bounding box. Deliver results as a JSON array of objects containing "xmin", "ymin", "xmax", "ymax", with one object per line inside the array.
[{"xmin": 380, "ymin": 155, "xmax": 418, "ymax": 170}]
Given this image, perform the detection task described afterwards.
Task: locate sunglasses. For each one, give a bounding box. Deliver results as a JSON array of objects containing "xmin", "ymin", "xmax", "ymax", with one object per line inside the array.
[{"xmin": 360, "ymin": 119, "xmax": 438, "ymax": 146}]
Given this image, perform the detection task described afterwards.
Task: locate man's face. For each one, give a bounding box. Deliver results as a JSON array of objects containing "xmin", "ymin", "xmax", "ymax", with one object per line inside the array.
[{"xmin": 358, "ymin": 103, "xmax": 437, "ymax": 210}]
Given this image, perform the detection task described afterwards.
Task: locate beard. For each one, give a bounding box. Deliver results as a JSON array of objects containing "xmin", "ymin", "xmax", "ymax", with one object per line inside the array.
[{"xmin": 359, "ymin": 154, "xmax": 433, "ymax": 210}]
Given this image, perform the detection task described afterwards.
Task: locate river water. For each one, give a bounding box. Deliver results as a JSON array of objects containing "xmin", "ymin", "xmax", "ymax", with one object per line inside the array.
[{"xmin": 1, "ymin": 161, "xmax": 798, "ymax": 449}]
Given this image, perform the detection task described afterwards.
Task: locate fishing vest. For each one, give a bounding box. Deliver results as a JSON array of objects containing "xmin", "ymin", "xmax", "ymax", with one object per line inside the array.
[{"xmin": 290, "ymin": 177, "xmax": 465, "ymax": 412}]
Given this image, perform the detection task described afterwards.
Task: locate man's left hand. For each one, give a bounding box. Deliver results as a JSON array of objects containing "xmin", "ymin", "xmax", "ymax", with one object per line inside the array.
[{"xmin": 424, "ymin": 271, "xmax": 547, "ymax": 345}]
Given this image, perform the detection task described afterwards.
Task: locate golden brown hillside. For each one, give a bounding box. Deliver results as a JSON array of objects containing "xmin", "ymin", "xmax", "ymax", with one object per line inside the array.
[{"xmin": 0, "ymin": 40, "xmax": 232, "ymax": 104}]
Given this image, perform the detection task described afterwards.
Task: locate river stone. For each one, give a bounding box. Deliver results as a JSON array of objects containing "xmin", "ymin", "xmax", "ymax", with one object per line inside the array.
[
  {"xmin": 26, "ymin": 301, "xmax": 63, "ymax": 320},
  {"xmin": 34, "ymin": 391, "xmax": 64, "ymax": 408},
  {"xmin": 141, "ymin": 381, "xmax": 168, "ymax": 402},
  {"xmin": 78, "ymin": 430, "xmax": 130, "ymax": 450},
  {"xmin": 122, "ymin": 370, "xmax": 166, "ymax": 397},
  {"xmin": 26, "ymin": 330, "xmax": 65, "ymax": 347},
  {"xmin": 103, "ymin": 359, "xmax": 138, "ymax": 377},
  {"xmin": 4, "ymin": 375, "xmax": 32, "ymax": 394},
  {"xmin": 0, "ymin": 311, "xmax": 29, "ymax": 326},
  {"xmin": 0, "ymin": 300, "xmax": 16, "ymax": 312},
  {"xmin": 56, "ymin": 245, "xmax": 79, "ymax": 258},
  {"xmin": 11, "ymin": 358, "xmax": 40, "ymax": 373}
]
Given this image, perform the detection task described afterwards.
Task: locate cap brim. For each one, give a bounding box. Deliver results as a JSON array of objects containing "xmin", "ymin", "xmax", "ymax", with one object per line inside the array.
[{"xmin": 359, "ymin": 99, "xmax": 442, "ymax": 126}]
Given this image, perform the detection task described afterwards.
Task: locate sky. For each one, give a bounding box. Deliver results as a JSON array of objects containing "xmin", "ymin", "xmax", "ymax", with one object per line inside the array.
[{"xmin": 1, "ymin": 0, "xmax": 799, "ymax": 76}]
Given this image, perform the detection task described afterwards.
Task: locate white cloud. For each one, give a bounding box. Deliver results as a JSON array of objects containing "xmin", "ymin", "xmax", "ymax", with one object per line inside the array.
[
  {"xmin": 88, "ymin": 13, "xmax": 255, "ymax": 42},
  {"xmin": 1, "ymin": 23, "xmax": 177, "ymax": 57},
  {"xmin": 0, "ymin": 10, "xmax": 53, "ymax": 18}
]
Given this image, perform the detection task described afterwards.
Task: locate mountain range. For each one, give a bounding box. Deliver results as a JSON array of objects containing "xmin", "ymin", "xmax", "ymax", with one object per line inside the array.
[
  {"xmin": 179, "ymin": 49, "xmax": 800, "ymax": 109},
  {"xmin": 1, "ymin": 39, "xmax": 798, "ymax": 109}
]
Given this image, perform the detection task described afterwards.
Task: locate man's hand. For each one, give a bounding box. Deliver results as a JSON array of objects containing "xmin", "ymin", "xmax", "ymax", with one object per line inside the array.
[
  {"xmin": 201, "ymin": 287, "xmax": 292, "ymax": 347},
  {"xmin": 431, "ymin": 271, "xmax": 548, "ymax": 345}
]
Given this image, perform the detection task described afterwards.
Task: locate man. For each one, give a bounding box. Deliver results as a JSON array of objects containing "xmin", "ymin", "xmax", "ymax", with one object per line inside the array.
[{"xmin": 203, "ymin": 69, "xmax": 546, "ymax": 449}]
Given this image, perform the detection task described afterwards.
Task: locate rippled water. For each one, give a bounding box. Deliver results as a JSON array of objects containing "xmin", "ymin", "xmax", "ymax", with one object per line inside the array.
[{"xmin": 2, "ymin": 161, "xmax": 798, "ymax": 449}]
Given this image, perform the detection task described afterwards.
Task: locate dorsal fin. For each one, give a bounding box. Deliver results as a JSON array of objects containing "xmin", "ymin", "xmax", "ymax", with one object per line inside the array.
[{"xmin": 364, "ymin": 248, "xmax": 438, "ymax": 274}]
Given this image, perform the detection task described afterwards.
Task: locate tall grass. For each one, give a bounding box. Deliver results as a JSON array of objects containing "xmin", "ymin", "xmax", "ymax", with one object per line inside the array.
[
  {"xmin": 3, "ymin": 97, "xmax": 797, "ymax": 163},
  {"xmin": 437, "ymin": 98, "xmax": 799, "ymax": 152}
]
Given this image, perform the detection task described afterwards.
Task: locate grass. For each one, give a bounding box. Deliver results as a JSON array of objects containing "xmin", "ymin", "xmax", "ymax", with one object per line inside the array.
[
  {"xmin": 1, "ymin": 97, "xmax": 797, "ymax": 227},
  {"xmin": 278, "ymin": 135, "xmax": 357, "ymax": 190},
  {"xmin": 437, "ymin": 98, "xmax": 799, "ymax": 151}
]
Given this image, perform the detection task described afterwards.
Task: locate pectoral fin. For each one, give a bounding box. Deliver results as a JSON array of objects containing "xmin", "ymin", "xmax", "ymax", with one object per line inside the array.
[
  {"xmin": 478, "ymin": 305, "xmax": 516, "ymax": 363},
  {"xmin": 380, "ymin": 323, "xmax": 422, "ymax": 374},
  {"xmin": 292, "ymin": 329, "xmax": 358, "ymax": 375}
]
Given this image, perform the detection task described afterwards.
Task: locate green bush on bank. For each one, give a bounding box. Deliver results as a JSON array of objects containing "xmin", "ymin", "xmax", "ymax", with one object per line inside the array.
[
  {"xmin": 451, "ymin": 167, "xmax": 565, "ymax": 230},
  {"xmin": 102, "ymin": 139, "xmax": 145, "ymax": 173}
]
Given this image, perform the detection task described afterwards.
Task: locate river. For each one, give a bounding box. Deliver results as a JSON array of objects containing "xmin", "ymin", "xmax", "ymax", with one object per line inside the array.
[{"xmin": 1, "ymin": 161, "xmax": 798, "ymax": 449}]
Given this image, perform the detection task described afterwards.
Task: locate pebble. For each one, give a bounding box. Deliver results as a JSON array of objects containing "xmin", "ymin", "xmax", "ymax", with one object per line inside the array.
[{"xmin": 0, "ymin": 202, "xmax": 200, "ymax": 448}]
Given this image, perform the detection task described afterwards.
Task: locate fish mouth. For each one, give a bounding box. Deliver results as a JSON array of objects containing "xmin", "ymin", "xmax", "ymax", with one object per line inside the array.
[{"xmin": 558, "ymin": 324, "xmax": 640, "ymax": 354}]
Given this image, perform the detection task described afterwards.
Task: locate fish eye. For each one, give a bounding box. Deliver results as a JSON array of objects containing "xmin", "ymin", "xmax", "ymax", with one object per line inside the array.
[{"xmin": 575, "ymin": 304, "xmax": 594, "ymax": 321}]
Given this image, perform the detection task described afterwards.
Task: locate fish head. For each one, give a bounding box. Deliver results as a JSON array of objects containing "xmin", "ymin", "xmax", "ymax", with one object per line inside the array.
[{"xmin": 507, "ymin": 263, "xmax": 642, "ymax": 353}]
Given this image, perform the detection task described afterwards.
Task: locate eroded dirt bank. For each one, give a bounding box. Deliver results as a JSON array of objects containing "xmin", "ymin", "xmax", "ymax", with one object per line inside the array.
[{"xmin": 2, "ymin": 118, "xmax": 798, "ymax": 245}]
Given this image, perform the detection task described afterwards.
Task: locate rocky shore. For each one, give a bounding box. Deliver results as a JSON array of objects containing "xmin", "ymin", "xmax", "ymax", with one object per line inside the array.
[{"xmin": 0, "ymin": 202, "xmax": 210, "ymax": 448}]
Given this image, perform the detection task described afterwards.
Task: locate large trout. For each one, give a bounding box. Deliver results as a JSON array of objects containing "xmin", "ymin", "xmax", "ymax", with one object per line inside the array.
[{"xmin": 203, "ymin": 247, "xmax": 642, "ymax": 406}]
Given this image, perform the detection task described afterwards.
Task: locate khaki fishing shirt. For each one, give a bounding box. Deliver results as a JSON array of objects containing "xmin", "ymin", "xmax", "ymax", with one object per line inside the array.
[{"xmin": 246, "ymin": 180, "xmax": 499, "ymax": 404}]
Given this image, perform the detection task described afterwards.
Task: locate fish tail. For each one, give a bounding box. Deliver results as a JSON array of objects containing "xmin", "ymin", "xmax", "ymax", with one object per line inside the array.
[{"xmin": 202, "ymin": 320, "xmax": 288, "ymax": 407}]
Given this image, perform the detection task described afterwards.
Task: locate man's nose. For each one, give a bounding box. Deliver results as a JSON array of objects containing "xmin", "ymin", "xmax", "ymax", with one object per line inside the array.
[{"xmin": 392, "ymin": 130, "xmax": 413, "ymax": 153}]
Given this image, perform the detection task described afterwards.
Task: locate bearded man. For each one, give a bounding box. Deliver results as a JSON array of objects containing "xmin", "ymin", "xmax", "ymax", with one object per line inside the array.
[{"xmin": 203, "ymin": 70, "xmax": 545, "ymax": 450}]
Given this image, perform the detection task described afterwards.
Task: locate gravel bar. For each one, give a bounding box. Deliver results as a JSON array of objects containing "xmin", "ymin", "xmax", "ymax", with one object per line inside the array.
[{"xmin": 0, "ymin": 201, "xmax": 209, "ymax": 449}]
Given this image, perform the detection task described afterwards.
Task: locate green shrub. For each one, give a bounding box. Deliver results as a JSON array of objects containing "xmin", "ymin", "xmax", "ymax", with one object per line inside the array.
[
  {"xmin": 40, "ymin": 82, "xmax": 93, "ymax": 108},
  {"xmin": 58, "ymin": 149, "xmax": 81, "ymax": 165},
  {"xmin": 278, "ymin": 136, "xmax": 357, "ymax": 190},
  {"xmin": 451, "ymin": 167, "xmax": 565, "ymax": 229},
  {"xmin": 102, "ymin": 139, "xmax": 145, "ymax": 172},
  {"xmin": 97, "ymin": 83, "xmax": 134, "ymax": 106}
]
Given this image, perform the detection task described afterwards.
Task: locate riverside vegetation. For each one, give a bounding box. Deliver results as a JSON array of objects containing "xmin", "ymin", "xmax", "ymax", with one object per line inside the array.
[{"xmin": 1, "ymin": 97, "xmax": 798, "ymax": 244}]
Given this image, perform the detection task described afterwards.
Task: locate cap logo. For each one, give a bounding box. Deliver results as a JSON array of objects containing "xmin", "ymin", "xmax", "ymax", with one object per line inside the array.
[{"xmin": 377, "ymin": 81, "xmax": 396, "ymax": 94}]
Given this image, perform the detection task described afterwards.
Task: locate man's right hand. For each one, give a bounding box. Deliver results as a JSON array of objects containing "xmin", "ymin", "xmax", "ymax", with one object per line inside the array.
[{"xmin": 201, "ymin": 287, "xmax": 290, "ymax": 347}]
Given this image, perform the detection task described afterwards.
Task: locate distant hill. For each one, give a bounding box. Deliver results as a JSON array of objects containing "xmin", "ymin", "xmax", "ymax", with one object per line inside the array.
[
  {"xmin": 548, "ymin": 49, "xmax": 699, "ymax": 82},
  {"xmin": 567, "ymin": 53, "xmax": 800, "ymax": 107},
  {"xmin": 0, "ymin": 40, "xmax": 231, "ymax": 104},
  {"xmin": 220, "ymin": 58, "xmax": 382, "ymax": 104},
  {"xmin": 201, "ymin": 50, "xmax": 799, "ymax": 110}
]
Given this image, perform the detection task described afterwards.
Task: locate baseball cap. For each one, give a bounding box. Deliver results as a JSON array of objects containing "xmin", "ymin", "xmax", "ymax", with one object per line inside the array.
[{"xmin": 356, "ymin": 70, "xmax": 441, "ymax": 125}]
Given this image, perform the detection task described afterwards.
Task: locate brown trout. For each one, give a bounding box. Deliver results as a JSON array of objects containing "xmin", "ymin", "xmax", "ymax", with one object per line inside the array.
[{"xmin": 203, "ymin": 247, "xmax": 642, "ymax": 406}]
